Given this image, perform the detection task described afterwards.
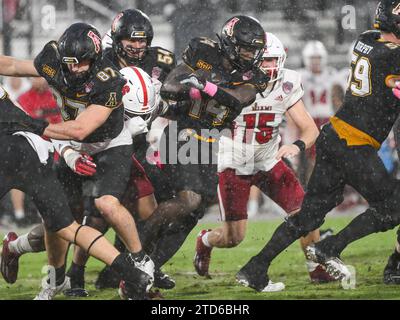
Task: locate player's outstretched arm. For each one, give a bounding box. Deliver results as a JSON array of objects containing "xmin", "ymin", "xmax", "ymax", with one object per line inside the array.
[
  {"xmin": 0, "ymin": 56, "xmax": 39, "ymax": 77},
  {"xmin": 43, "ymin": 104, "xmax": 113, "ymax": 141},
  {"xmin": 160, "ymin": 63, "xmax": 194, "ymax": 101},
  {"xmin": 276, "ymin": 99, "xmax": 319, "ymax": 160}
]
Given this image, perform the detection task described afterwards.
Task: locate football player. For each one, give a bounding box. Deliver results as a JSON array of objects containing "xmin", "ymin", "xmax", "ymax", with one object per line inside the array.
[
  {"xmin": 0, "ymin": 22, "xmax": 154, "ymax": 299},
  {"xmin": 0, "ymin": 90, "xmax": 153, "ymax": 300},
  {"xmin": 66, "ymin": 9, "xmax": 177, "ymax": 294},
  {"xmin": 135, "ymin": 15, "xmax": 268, "ymax": 288},
  {"xmin": 235, "ymin": 0, "xmax": 400, "ymax": 290},
  {"xmin": 194, "ymin": 33, "xmax": 335, "ymax": 289}
]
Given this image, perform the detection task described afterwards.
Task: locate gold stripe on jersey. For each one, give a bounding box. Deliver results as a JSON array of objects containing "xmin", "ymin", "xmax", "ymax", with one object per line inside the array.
[
  {"xmin": 186, "ymin": 129, "xmax": 216, "ymax": 143},
  {"xmin": 385, "ymin": 74, "xmax": 400, "ymax": 88},
  {"xmin": 330, "ymin": 116, "xmax": 380, "ymax": 150}
]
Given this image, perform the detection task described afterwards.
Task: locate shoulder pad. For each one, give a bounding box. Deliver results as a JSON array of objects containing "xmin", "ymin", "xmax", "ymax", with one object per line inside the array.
[
  {"xmin": 182, "ymin": 37, "xmax": 219, "ymax": 71},
  {"xmin": 33, "ymin": 41, "xmax": 60, "ymax": 81},
  {"xmin": 151, "ymin": 46, "xmax": 176, "ymax": 67}
]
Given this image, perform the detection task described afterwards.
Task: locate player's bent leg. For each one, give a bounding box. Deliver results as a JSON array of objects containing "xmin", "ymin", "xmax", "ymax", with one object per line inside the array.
[
  {"xmin": 95, "ymin": 193, "xmax": 158, "ymax": 291},
  {"xmin": 194, "ymin": 220, "xmax": 247, "ymax": 277},
  {"xmin": 1, "ymin": 224, "xmax": 46, "ymax": 284},
  {"xmin": 58, "ymin": 222, "xmax": 155, "ymax": 300},
  {"xmin": 34, "ymin": 230, "xmax": 71, "ymax": 300},
  {"xmin": 94, "ymin": 195, "xmax": 143, "ymax": 253},
  {"xmin": 66, "ymin": 215, "xmax": 109, "ymax": 297}
]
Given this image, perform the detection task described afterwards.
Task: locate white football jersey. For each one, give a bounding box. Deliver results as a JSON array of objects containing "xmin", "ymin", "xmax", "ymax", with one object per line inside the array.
[
  {"xmin": 218, "ymin": 68, "xmax": 303, "ymax": 175},
  {"xmin": 298, "ymin": 67, "xmax": 337, "ymax": 120}
]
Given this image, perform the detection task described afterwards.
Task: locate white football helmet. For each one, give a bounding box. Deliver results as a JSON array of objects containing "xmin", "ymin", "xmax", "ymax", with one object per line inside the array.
[
  {"xmin": 259, "ymin": 32, "xmax": 287, "ymax": 83},
  {"xmin": 120, "ymin": 66, "xmax": 159, "ymax": 123},
  {"xmin": 302, "ymin": 40, "xmax": 328, "ymax": 73}
]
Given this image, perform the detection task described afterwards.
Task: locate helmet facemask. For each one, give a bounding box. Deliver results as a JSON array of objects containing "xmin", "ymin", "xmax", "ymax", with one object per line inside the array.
[{"xmin": 258, "ymin": 32, "xmax": 287, "ymax": 83}]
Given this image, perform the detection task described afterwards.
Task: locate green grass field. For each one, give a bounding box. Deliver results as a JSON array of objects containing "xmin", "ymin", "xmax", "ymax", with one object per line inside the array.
[{"xmin": 1, "ymin": 216, "xmax": 399, "ymax": 300}]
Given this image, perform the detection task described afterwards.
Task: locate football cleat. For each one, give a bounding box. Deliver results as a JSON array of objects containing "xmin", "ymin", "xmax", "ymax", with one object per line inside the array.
[
  {"xmin": 154, "ymin": 269, "xmax": 175, "ymax": 290},
  {"xmin": 383, "ymin": 251, "xmax": 400, "ymax": 284},
  {"xmin": 236, "ymin": 267, "xmax": 285, "ymax": 293},
  {"xmin": 306, "ymin": 245, "xmax": 351, "ymax": 281},
  {"xmin": 194, "ymin": 229, "xmax": 212, "ymax": 276},
  {"xmin": 309, "ymin": 264, "xmax": 337, "ymax": 283},
  {"xmin": 34, "ymin": 277, "xmax": 71, "ymax": 300},
  {"xmin": 1, "ymin": 232, "xmax": 20, "ymax": 284},
  {"xmin": 95, "ymin": 265, "xmax": 120, "ymax": 289},
  {"xmin": 131, "ymin": 254, "xmax": 155, "ymax": 289}
]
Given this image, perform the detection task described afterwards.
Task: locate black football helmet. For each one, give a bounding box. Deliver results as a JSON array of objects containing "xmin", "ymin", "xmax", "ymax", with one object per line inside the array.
[
  {"xmin": 58, "ymin": 23, "xmax": 102, "ymax": 89},
  {"xmin": 374, "ymin": 0, "xmax": 400, "ymax": 38},
  {"xmin": 111, "ymin": 9, "xmax": 154, "ymax": 64},
  {"xmin": 218, "ymin": 15, "xmax": 265, "ymax": 71}
]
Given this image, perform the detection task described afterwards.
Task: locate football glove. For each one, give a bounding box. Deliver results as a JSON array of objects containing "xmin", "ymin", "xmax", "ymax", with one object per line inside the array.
[
  {"xmin": 179, "ymin": 73, "xmax": 206, "ymax": 90},
  {"xmin": 63, "ymin": 148, "xmax": 97, "ymax": 176}
]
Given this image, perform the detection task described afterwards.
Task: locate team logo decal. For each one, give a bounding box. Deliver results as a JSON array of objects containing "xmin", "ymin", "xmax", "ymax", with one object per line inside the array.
[
  {"xmin": 282, "ymin": 81, "xmax": 293, "ymax": 94},
  {"xmin": 112, "ymin": 12, "xmax": 124, "ymax": 32},
  {"xmin": 0, "ymin": 85, "xmax": 8, "ymax": 100},
  {"xmin": 85, "ymin": 82, "xmax": 94, "ymax": 93},
  {"xmin": 393, "ymin": 3, "xmax": 400, "ymax": 15},
  {"xmin": 105, "ymin": 92, "xmax": 117, "ymax": 107},
  {"xmin": 223, "ymin": 17, "xmax": 240, "ymax": 37},
  {"xmin": 88, "ymin": 30, "xmax": 102, "ymax": 54}
]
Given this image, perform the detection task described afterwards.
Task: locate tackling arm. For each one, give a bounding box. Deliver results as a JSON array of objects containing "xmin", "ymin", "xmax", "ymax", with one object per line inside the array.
[
  {"xmin": 43, "ymin": 104, "xmax": 113, "ymax": 141},
  {"xmin": 286, "ymin": 99, "xmax": 319, "ymax": 149},
  {"xmin": 0, "ymin": 56, "xmax": 39, "ymax": 77}
]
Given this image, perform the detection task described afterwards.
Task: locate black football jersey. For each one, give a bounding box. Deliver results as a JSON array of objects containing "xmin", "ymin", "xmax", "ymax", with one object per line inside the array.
[
  {"xmin": 336, "ymin": 31, "xmax": 400, "ymax": 145},
  {"xmin": 171, "ymin": 37, "xmax": 261, "ymax": 133},
  {"xmin": 34, "ymin": 41, "xmax": 126, "ymax": 143},
  {"xmin": 103, "ymin": 46, "xmax": 176, "ymax": 83}
]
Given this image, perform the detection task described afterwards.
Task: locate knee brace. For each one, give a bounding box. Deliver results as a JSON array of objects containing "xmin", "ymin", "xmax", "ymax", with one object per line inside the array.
[{"xmin": 27, "ymin": 224, "xmax": 46, "ymax": 252}]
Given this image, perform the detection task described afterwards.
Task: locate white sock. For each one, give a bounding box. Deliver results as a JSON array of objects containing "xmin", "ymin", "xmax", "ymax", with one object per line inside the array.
[
  {"xmin": 8, "ymin": 233, "xmax": 33, "ymax": 255},
  {"xmin": 201, "ymin": 231, "xmax": 212, "ymax": 248},
  {"xmin": 306, "ymin": 259, "xmax": 319, "ymax": 272},
  {"xmin": 247, "ymin": 200, "xmax": 259, "ymax": 217},
  {"xmin": 14, "ymin": 209, "xmax": 25, "ymax": 220}
]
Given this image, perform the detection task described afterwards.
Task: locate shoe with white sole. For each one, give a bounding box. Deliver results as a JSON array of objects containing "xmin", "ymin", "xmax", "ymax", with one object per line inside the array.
[{"xmin": 34, "ymin": 276, "xmax": 71, "ymax": 300}]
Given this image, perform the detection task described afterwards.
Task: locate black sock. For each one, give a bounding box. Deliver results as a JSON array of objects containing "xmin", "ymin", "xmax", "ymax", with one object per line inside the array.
[
  {"xmin": 47, "ymin": 264, "xmax": 66, "ymax": 287},
  {"xmin": 151, "ymin": 215, "xmax": 198, "ymax": 269},
  {"xmin": 248, "ymin": 221, "xmax": 303, "ymax": 272},
  {"xmin": 318, "ymin": 208, "xmax": 384, "ymax": 256},
  {"xmin": 66, "ymin": 262, "xmax": 85, "ymax": 288},
  {"xmin": 114, "ymin": 235, "xmax": 126, "ymax": 253}
]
